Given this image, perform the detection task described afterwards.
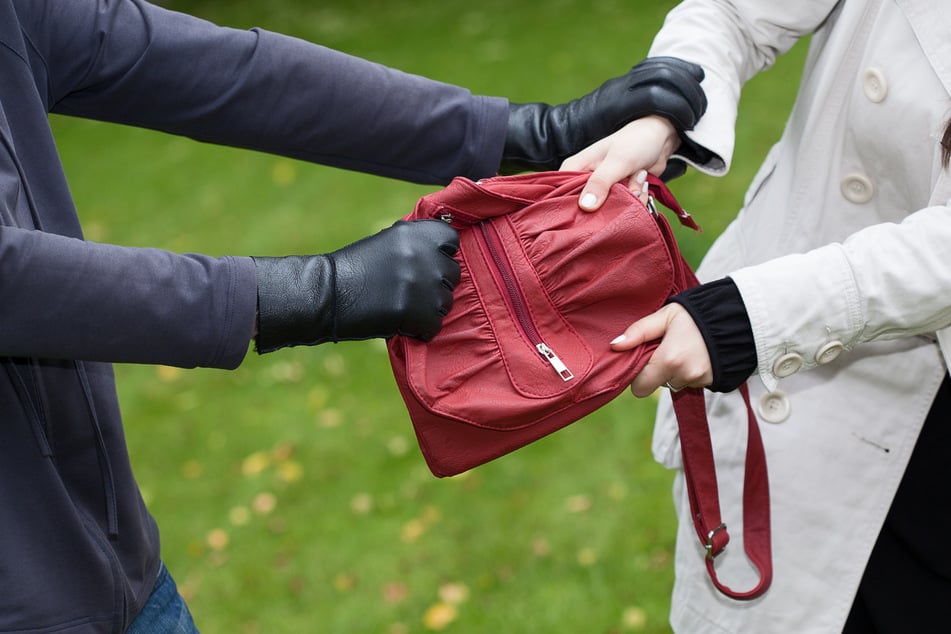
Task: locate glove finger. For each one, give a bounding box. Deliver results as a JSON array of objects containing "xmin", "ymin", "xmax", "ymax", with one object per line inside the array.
[
  {"xmin": 410, "ymin": 218, "xmax": 460, "ymax": 253},
  {"xmin": 441, "ymin": 257, "xmax": 461, "ymax": 289},
  {"xmin": 439, "ymin": 237, "xmax": 459, "ymax": 258},
  {"xmin": 437, "ymin": 284, "xmax": 455, "ymax": 317},
  {"xmin": 412, "ymin": 312, "xmax": 444, "ymax": 342},
  {"xmin": 645, "ymin": 56, "xmax": 705, "ymax": 82}
]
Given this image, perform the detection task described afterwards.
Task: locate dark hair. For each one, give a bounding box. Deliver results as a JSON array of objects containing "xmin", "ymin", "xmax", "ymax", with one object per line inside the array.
[{"xmin": 943, "ymin": 118, "xmax": 951, "ymax": 168}]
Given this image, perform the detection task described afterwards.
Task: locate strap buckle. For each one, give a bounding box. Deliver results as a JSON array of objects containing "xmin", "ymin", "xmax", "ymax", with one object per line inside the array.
[{"xmin": 704, "ymin": 523, "xmax": 728, "ymax": 560}]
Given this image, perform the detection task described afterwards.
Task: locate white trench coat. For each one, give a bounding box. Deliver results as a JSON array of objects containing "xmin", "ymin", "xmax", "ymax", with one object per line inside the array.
[{"xmin": 647, "ymin": 1, "xmax": 951, "ymax": 631}]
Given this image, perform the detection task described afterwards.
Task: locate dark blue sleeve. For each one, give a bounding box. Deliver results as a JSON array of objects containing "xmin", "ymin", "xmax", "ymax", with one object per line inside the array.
[
  {"xmin": 19, "ymin": 0, "xmax": 508, "ymax": 185},
  {"xmin": 0, "ymin": 0, "xmax": 509, "ymax": 369},
  {"xmin": 0, "ymin": 226, "xmax": 257, "ymax": 369}
]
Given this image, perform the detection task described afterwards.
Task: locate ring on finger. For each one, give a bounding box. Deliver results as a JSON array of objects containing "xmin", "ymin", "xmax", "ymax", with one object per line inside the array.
[{"xmin": 664, "ymin": 380, "xmax": 684, "ymax": 392}]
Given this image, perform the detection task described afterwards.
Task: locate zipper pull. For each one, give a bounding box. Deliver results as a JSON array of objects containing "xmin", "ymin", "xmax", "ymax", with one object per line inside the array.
[
  {"xmin": 646, "ymin": 194, "xmax": 658, "ymax": 216},
  {"xmin": 536, "ymin": 343, "xmax": 574, "ymax": 381},
  {"xmin": 437, "ymin": 207, "xmax": 453, "ymax": 223}
]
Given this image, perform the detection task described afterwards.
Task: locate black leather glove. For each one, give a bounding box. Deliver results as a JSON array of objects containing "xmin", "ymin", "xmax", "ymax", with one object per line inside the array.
[
  {"xmin": 501, "ymin": 56, "xmax": 708, "ymax": 175},
  {"xmin": 253, "ymin": 219, "xmax": 460, "ymax": 353}
]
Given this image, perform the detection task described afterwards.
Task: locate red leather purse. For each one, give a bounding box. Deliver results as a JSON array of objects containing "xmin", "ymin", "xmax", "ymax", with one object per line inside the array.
[{"xmin": 386, "ymin": 171, "xmax": 771, "ymax": 600}]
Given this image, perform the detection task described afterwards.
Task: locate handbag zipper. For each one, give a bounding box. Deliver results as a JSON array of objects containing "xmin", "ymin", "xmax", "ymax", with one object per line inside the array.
[
  {"xmin": 477, "ymin": 220, "xmax": 574, "ymax": 382},
  {"xmin": 438, "ymin": 208, "xmax": 573, "ymax": 381}
]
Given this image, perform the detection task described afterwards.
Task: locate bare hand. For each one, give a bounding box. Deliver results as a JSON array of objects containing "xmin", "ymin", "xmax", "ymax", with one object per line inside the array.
[
  {"xmin": 561, "ymin": 115, "xmax": 681, "ymax": 212},
  {"xmin": 610, "ymin": 303, "xmax": 712, "ymax": 397}
]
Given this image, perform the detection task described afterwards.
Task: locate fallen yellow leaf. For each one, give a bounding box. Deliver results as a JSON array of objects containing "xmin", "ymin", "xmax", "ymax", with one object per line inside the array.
[
  {"xmin": 252, "ymin": 492, "xmax": 277, "ymax": 515},
  {"xmin": 206, "ymin": 528, "xmax": 228, "ymax": 551},
  {"xmin": 277, "ymin": 461, "xmax": 303, "ymax": 483},
  {"xmin": 271, "ymin": 160, "xmax": 297, "ymax": 186},
  {"xmin": 333, "ymin": 573, "xmax": 356, "ymax": 592},
  {"xmin": 229, "ymin": 506, "xmax": 251, "ymax": 526},
  {"xmin": 156, "ymin": 365, "xmax": 182, "ymax": 382},
  {"xmin": 438, "ymin": 582, "xmax": 469, "ymax": 605},
  {"xmin": 576, "ymin": 547, "xmax": 598, "ymax": 566},
  {"xmin": 622, "ymin": 606, "xmax": 648, "ymax": 630},
  {"xmin": 241, "ymin": 452, "xmax": 270, "ymax": 477},
  {"xmin": 422, "ymin": 602, "xmax": 457, "ymax": 630},
  {"xmin": 401, "ymin": 518, "xmax": 426, "ymax": 543}
]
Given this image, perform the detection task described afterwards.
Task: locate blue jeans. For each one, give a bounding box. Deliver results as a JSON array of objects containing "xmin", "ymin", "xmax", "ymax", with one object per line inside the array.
[{"xmin": 126, "ymin": 563, "xmax": 199, "ymax": 634}]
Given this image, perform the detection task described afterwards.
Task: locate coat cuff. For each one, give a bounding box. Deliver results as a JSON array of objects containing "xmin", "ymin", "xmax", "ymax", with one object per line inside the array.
[{"xmin": 668, "ymin": 277, "xmax": 757, "ymax": 392}]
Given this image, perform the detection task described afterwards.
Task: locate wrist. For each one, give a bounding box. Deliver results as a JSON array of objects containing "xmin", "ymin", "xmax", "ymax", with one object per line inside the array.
[
  {"xmin": 500, "ymin": 56, "xmax": 707, "ymax": 174},
  {"xmin": 253, "ymin": 255, "xmax": 335, "ymax": 353},
  {"xmin": 668, "ymin": 278, "xmax": 757, "ymax": 392},
  {"xmin": 641, "ymin": 114, "xmax": 682, "ymax": 157}
]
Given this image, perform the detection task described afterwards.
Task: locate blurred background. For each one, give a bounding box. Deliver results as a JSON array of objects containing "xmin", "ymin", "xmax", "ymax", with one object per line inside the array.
[{"xmin": 50, "ymin": 1, "xmax": 806, "ymax": 632}]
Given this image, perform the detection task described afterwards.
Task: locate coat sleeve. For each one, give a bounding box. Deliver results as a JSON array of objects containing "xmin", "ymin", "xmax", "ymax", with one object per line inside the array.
[
  {"xmin": 0, "ymin": 0, "xmax": 508, "ymax": 369},
  {"xmin": 730, "ymin": 203, "xmax": 951, "ymax": 391},
  {"xmin": 0, "ymin": 225, "xmax": 258, "ymax": 369},
  {"xmin": 647, "ymin": 0, "xmax": 840, "ymax": 175},
  {"xmin": 20, "ymin": 0, "xmax": 508, "ymax": 185}
]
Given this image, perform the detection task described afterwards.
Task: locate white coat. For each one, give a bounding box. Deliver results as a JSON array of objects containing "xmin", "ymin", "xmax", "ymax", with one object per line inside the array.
[{"xmin": 647, "ymin": 1, "xmax": 951, "ymax": 631}]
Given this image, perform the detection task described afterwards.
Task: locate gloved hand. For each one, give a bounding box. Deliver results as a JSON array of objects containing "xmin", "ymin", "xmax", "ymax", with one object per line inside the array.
[
  {"xmin": 501, "ymin": 57, "xmax": 707, "ymax": 175},
  {"xmin": 253, "ymin": 219, "xmax": 460, "ymax": 353}
]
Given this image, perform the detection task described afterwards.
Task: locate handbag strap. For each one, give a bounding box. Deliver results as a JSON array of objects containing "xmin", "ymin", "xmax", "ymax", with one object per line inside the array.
[
  {"xmin": 646, "ymin": 174, "xmax": 700, "ymax": 231},
  {"xmin": 671, "ymin": 383, "xmax": 772, "ymax": 600}
]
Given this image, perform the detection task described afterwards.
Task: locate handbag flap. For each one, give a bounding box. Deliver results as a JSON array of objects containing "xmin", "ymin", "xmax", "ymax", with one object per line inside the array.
[{"xmin": 412, "ymin": 171, "xmax": 589, "ymax": 224}]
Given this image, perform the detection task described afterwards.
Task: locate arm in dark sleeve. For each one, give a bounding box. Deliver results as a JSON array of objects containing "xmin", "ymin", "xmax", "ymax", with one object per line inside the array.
[
  {"xmin": 0, "ymin": 226, "xmax": 257, "ymax": 369},
  {"xmin": 668, "ymin": 277, "xmax": 757, "ymax": 392},
  {"xmin": 22, "ymin": 0, "xmax": 507, "ymax": 185}
]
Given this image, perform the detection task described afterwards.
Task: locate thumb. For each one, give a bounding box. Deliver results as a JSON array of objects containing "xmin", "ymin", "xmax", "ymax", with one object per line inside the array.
[
  {"xmin": 577, "ymin": 156, "xmax": 652, "ymax": 212},
  {"xmin": 609, "ymin": 306, "xmax": 674, "ymax": 351},
  {"xmin": 577, "ymin": 168, "xmax": 620, "ymax": 212}
]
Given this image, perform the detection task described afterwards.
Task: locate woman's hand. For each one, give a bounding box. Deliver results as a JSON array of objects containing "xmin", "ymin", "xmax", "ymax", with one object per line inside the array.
[
  {"xmin": 610, "ymin": 303, "xmax": 712, "ymax": 396},
  {"xmin": 561, "ymin": 115, "xmax": 682, "ymax": 211}
]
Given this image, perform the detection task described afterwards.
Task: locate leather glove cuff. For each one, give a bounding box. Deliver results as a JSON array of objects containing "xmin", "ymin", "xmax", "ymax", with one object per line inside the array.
[
  {"xmin": 501, "ymin": 56, "xmax": 708, "ymax": 174},
  {"xmin": 253, "ymin": 254, "xmax": 336, "ymax": 353}
]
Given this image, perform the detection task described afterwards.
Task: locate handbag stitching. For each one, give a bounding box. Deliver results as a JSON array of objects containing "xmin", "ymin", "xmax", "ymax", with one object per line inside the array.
[{"xmin": 391, "ymin": 175, "xmax": 682, "ymax": 450}]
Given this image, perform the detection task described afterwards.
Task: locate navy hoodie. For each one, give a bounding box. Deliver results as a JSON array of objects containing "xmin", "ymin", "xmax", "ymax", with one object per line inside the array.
[{"xmin": 0, "ymin": 1, "xmax": 506, "ymax": 630}]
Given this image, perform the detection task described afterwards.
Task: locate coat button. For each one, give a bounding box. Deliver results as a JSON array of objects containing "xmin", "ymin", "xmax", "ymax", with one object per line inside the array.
[
  {"xmin": 862, "ymin": 68, "xmax": 887, "ymax": 103},
  {"xmin": 816, "ymin": 341, "xmax": 844, "ymax": 365},
  {"xmin": 772, "ymin": 352, "xmax": 803, "ymax": 378},
  {"xmin": 841, "ymin": 173, "xmax": 875, "ymax": 204},
  {"xmin": 758, "ymin": 390, "xmax": 791, "ymax": 424}
]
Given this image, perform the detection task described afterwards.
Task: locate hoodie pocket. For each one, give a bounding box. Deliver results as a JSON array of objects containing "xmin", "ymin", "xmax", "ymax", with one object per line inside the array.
[{"xmin": 3, "ymin": 358, "xmax": 52, "ymax": 457}]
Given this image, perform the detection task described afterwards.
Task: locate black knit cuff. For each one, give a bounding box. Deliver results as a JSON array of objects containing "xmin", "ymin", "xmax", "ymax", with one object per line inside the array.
[
  {"xmin": 661, "ymin": 136, "xmax": 719, "ymax": 181},
  {"xmin": 668, "ymin": 277, "xmax": 756, "ymax": 393}
]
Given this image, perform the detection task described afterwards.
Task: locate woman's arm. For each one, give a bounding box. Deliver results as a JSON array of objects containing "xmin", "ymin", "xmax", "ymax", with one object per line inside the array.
[
  {"xmin": 613, "ymin": 201, "xmax": 951, "ymax": 394},
  {"xmin": 564, "ymin": 0, "xmax": 839, "ymax": 208}
]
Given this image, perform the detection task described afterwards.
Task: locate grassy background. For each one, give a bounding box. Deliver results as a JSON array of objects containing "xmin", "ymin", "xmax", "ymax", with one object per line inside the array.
[{"xmin": 50, "ymin": 2, "xmax": 805, "ymax": 632}]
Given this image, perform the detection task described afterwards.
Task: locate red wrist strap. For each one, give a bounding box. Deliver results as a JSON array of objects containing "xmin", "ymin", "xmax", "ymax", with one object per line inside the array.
[{"xmin": 671, "ymin": 383, "xmax": 772, "ymax": 600}]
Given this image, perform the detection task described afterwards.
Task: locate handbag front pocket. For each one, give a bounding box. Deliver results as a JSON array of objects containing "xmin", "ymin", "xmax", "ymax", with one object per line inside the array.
[{"xmin": 400, "ymin": 218, "xmax": 594, "ymax": 431}]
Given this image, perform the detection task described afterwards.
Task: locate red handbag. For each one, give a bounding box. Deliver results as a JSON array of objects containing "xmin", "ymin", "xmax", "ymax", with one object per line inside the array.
[{"xmin": 386, "ymin": 171, "xmax": 771, "ymax": 600}]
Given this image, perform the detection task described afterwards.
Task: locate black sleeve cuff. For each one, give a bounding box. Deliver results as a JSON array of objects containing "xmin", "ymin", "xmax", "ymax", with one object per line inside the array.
[
  {"xmin": 668, "ymin": 277, "xmax": 757, "ymax": 393},
  {"xmin": 660, "ymin": 136, "xmax": 719, "ymax": 181}
]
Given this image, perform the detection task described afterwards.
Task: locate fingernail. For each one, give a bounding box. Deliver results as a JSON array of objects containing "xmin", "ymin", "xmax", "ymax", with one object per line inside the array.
[
  {"xmin": 641, "ymin": 181, "xmax": 649, "ymax": 195},
  {"xmin": 635, "ymin": 170, "xmax": 648, "ymax": 184},
  {"xmin": 580, "ymin": 193, "xmax": 597, "ymax": 208},
  {"xmin": 610, "ymin": 335, "xmax": 626, "ymax": 345}
]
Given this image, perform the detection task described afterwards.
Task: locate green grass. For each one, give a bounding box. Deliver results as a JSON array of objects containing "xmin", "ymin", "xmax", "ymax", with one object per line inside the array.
[{"xmin": 50, "ymin": 2, "xmax": 806, "ymax": 632}]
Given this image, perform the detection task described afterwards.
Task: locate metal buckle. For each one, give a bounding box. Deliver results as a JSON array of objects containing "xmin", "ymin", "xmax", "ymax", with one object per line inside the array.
[{"xmin": 704, "ymin": 523, "xmax": 728, "ymax": 560}]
